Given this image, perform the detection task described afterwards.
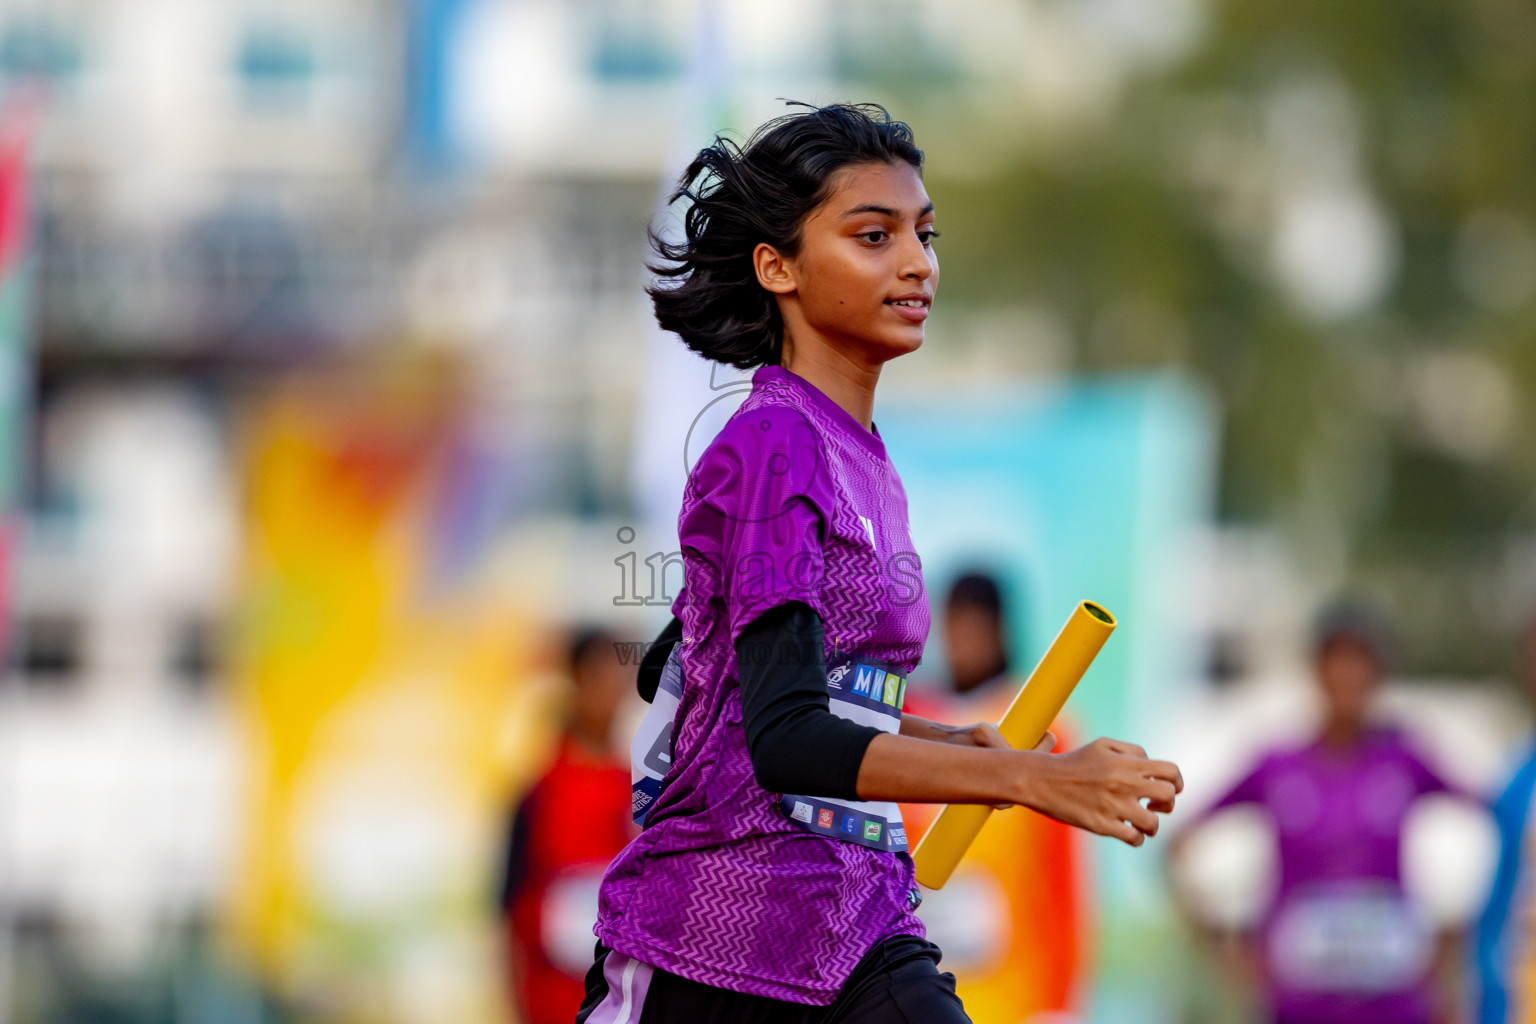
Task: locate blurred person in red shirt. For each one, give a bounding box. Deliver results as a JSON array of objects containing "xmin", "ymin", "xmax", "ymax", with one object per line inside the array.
[
  {"xmin": 901, "ymin": 572, "xmax": 1086, "ymax": 1022},
  {"xmin": 499, "ymin": 627, "xmax": 635, "ymax": 1024}
]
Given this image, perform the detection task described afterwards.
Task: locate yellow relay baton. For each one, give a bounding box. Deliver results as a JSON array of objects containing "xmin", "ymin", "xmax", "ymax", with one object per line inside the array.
[{"xmin": 911, "ymin": 600, "xmax": 1117, "ymax": 890}]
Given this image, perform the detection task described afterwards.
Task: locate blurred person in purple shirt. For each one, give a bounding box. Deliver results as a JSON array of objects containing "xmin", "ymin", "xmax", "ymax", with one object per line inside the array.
[{"xmin": 1171, "ymin": 603, "xmax": 1471, "ymax": 1024}]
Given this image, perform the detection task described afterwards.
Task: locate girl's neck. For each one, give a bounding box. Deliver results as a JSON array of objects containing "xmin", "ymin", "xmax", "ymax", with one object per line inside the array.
[{"xmin": 780, "ymin": 332, "xmax": 880, "ymax": 432}]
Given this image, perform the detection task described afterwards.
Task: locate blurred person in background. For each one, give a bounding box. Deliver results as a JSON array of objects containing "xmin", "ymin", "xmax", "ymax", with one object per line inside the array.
[
  {"xmin": 901, "ymin": 572, "xmax": 1085, "ymax": 1022},
  {"xmin": 1474, "ymin": 614, "xmax": 1536, "ymax": 1024},
  {"xmin": 499, "ymin": 627, "xmax": 634, "ymax": 1024},
  {"xmin": 1169, "ymin": 602, "xmax": 1473, "ymax": 1024}
]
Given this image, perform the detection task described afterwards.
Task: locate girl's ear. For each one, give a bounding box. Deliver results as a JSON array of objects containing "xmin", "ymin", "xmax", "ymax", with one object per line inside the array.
[{"xmin": 753, "ymin": 242, "xmax": 797, "ymax": 295}]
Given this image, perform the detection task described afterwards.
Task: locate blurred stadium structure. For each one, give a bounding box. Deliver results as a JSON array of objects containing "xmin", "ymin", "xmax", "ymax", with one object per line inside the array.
[{"xmin": 2, "ymin": 1, "xmax": 1536, "ymax": 1022}]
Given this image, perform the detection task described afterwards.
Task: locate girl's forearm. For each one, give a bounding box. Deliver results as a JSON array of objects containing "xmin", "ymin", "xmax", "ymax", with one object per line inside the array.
[
  {"xmin": 857, "ymin": 730, "xmax": 1183, "ymax": 847},
  {"xmin": 897, "ymin": 713, "xmax": 975, "ymax": 745},
  {"xmin": 855, "ymin": 731, "xmax": 1034, "ymax": 805}
]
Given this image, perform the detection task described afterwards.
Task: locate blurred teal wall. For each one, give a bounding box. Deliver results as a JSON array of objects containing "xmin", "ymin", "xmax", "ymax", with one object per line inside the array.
[{"xmin": 881, "ymin": 373, "xmax": 1219, "ymax": 1022}]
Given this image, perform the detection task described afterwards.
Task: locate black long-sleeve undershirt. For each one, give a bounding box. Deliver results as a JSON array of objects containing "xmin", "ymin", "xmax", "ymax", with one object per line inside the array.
[
  {"xmin": 633, "ymin": 605, "xmax": 881, "ymax": 800},
  {"xmin": 735, "ymin": 602, "xmax": 882, "ymax": 800}
]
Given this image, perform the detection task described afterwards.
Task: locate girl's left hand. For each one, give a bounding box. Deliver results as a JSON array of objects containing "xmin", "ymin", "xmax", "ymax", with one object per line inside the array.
[{"xmin": 943, "ymin": 721, "xmax": 1056, "ymax": 752}]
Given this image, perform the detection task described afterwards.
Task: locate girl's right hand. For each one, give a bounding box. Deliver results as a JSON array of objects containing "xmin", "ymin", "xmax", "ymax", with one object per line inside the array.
[{"xmin": 1018, "ymin": 737, "xmax": 1183, "ymax": 846}]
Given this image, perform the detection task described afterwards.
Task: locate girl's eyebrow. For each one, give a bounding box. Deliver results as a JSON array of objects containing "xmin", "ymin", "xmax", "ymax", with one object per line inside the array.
[{"xmin": 839, "ymin": 201, "xmax": 936, "ymax": 219}]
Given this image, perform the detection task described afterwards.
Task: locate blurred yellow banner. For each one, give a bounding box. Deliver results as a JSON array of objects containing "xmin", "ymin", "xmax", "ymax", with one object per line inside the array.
[{"xmin": 229, "ymin": 358, "xmax": 551, "ymax": 1024}]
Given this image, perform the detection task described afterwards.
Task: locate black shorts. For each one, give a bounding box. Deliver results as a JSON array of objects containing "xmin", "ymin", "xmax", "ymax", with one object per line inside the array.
[{"xmin": 574, "ymin": 934, "xmax": 970, "ymax": 1024}]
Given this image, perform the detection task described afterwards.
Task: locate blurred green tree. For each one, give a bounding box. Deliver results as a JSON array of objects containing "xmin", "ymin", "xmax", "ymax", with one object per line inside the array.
[{"xmin": 877, "ymin": 0, "xmax": 1536, "ymax": 676}]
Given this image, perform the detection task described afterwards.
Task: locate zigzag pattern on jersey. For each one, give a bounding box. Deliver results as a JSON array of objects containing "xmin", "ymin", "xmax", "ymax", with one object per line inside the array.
[
  {"xmin": 594, "ymin": 368, "xmax": 929, "ymax": 1002},
  {"xmin": 620, "ymin": 746, "xmax": 921, "ymax": 1000},
  {"xmin": 602, "ymin": 706, "xmax": 923, "ymax": 999},
  {"xmin": 734, "ymin": 375, "xmax": 927, "ymax": 671},
  {"xmin": 670, "ymin": 776, "xmax": 775, "ymax": 979}
]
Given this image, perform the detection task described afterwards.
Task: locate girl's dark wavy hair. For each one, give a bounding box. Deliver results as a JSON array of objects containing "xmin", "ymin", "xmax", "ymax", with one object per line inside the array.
[{"xmin": 648, "ymin": 102, "xmax": 924, "ymax": 369}]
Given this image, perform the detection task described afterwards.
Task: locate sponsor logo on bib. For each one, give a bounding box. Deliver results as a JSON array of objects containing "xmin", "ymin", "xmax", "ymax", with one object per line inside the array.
[{"xmin": 779, "ymin": 654, "xmax": 909, "ymax": 853}]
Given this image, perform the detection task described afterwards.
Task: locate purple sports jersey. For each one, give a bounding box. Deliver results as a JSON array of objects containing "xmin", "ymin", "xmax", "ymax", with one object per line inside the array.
[
  {"xmin": 594, "ymin": 364, "xmax": 932, "ymax": 1004},
  {"xmin": 1209, "ymin": 728, "xmax": 1453, "ymax": 1024}
]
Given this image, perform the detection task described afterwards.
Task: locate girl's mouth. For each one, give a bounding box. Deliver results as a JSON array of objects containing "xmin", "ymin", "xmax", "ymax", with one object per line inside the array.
[{"xmin": 885, "ymin": 298, "xmax": 930, "ymax": 322}]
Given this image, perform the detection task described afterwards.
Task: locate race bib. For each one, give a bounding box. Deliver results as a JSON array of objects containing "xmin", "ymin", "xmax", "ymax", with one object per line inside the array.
[
  {"xmin": 629, "ymin": 646, "xmax": 910, "ymax": 853},
  {"xmin": 778, "ymin": 655, "xmax": 909, "ymax": 853},
  {"xmin": 1268, "ymin": 881, "xmax": 1433, "ymax": 994},
  {"xmin": 630, "ymin": 645, "xmax": 683, "ymax": 825}
]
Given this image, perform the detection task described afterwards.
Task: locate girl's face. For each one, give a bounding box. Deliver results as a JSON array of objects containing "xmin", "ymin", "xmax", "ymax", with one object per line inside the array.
[{"xmin": 760, "ymin": 160, "xmax": 938, "ymax": 364}]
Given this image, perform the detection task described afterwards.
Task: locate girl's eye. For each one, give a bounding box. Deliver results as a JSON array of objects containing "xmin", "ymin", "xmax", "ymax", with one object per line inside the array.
[
  {"xmin": 918, "ymin": 229, "xmax": 941, "ymax": 246},
  {"xmin": 859, "ymin": 231, "xmax": 889, "ymax": 244}
]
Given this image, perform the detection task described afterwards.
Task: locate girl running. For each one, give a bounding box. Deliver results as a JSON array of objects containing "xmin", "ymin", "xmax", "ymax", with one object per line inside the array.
[{"xmin": 581, "ymin": 102, "xmax": 1183, "ymax": 1023}]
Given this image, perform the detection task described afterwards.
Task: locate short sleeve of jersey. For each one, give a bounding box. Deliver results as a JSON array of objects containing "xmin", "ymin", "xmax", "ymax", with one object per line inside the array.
[
  {"xmin": 1206, "ymin": 754, "xmax": 1274, "ymax": 815},
  {"xmin": 679, "ymin": 405, "xmax": 835, "ymax": 647},
  {"xmin": 1400, "ymin": 739, "xmax": 1453, "ymax": 798}
]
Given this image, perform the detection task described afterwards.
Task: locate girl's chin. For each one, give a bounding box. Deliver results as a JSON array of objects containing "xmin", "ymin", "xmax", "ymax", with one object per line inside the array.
[
  {"xmin": 817, "ymin": 324, "xmax": 925, "ymax": 363},
  {"xmin": 858, "ymin": 343, "xmax": 923, "ymax": 369},
  {"xmin": 876, "ymin": 331, "xmax": 925, "ymax": 360}
]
